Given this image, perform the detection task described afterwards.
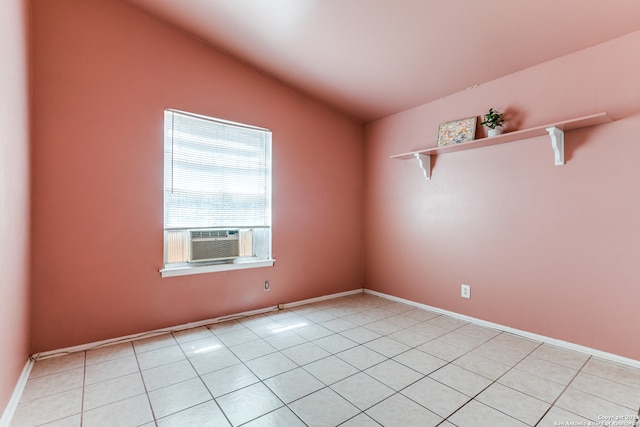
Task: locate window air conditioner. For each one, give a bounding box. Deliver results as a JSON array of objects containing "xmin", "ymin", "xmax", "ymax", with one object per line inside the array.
[{"xmin": 188, "ymin": 229, "xmax": 240, "ymax": 262}]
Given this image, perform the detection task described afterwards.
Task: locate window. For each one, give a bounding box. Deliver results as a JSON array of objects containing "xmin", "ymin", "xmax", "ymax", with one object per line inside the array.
[{"xmin": 162, "ymin": 109, "xmax": 273, "ymax": 276}]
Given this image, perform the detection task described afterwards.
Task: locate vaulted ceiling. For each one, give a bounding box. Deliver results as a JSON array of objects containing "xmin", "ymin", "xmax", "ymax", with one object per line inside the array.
[{"xmin": 124, "ymin": 0, "xmax": 640, "ymax": 123}]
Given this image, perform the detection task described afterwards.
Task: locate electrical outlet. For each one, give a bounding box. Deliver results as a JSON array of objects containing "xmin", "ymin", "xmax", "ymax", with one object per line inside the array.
[
  {"xmin": 264, "ymin": 280, "xmax": 270, "ymax": 291},
  {"xmin": 461, "ymin": 284, "xmax": 470, "ymax": 299}
]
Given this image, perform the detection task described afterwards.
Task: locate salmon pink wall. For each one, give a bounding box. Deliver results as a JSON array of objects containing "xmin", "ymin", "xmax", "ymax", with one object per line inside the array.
[
  {"xmin": 0, "ymin": 0, "xmax": 31, "ymax": 413},
  {"xmin": 365, "ymin": 31, "xmax": 640, "ymax": 360},
  {"xmin": 30, "ymin": 0, "xmax": 364, "ymax": 353}
]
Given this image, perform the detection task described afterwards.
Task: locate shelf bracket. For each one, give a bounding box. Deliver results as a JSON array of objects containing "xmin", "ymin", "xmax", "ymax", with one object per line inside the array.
[
  {"xmin": 415, "ymin": 153, "xmax": 431, "ymax": 180},
  {"xmin": 547, "ymin": 126, "xmax": 564, "ymax": 165}
]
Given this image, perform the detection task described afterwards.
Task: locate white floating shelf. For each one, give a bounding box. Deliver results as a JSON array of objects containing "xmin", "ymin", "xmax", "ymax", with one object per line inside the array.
[{"xmin": 391, "ymin": 112, "xmax": 612, "ymax": 180}]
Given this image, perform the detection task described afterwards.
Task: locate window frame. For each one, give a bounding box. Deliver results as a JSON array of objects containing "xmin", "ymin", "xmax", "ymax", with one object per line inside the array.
[{"xmin": 160, "ymin": 109, "xmax": 275, "ymax": 277}]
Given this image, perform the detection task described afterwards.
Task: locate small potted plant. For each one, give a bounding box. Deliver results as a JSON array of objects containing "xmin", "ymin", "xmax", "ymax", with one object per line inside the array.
[{"xmin": 481, "ymin": 108, "xmax": 505, "ymax": 137}]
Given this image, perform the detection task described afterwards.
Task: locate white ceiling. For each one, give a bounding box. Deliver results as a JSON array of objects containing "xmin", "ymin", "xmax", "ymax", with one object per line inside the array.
[{"xmin": 124, "ymin": 0, "xmax": 640, "ymax": 123}]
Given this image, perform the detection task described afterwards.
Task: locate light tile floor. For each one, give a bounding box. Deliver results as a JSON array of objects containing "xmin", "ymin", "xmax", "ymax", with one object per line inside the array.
[{"xmin": 9, "ymin": 293, "xmax": 640, "ymax": 426}]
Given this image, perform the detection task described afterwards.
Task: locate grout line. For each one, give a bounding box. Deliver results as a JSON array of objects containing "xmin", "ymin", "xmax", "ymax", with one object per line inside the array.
[
  {"xmin": 79, "ymin": 351, "xmax": 86, "ymax": 427},
  {"xmin": 132, "ymin": 341, "xmax": 159, "ymax": 426},
  {"xmin": 532, "ymin": 355, "xmax": 591, "ymax": 426}
]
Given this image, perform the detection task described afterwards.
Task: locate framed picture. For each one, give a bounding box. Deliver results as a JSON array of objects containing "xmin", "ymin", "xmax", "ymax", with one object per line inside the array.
[{"xmin": 437, "ymin": 117, "xmax": 477, "ymax": 147}]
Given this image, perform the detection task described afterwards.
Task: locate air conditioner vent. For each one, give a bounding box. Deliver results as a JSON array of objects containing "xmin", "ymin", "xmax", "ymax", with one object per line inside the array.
[
  {"xmin": 191, "ymin": 229, "xmax": 237, "ymax": 239},
  {"xmin": 188, "ymin": 229, "xmax": 240, "ymax": 262}
]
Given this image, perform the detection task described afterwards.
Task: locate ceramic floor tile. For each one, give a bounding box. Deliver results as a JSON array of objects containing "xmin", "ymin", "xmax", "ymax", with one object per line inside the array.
[
  {"xmin": 320, "ymin": 317, "xmax": 357, "ymax": 333},
  {"xmin": 39, "ymin": 414, "xmax": 82, "ymax": 427},
  {"xmin": 86, "ymin": 342, "xmax": 135, "ymax": 365},
  {"xmin": 29, "ymin": 353, "xmax": 85, "ymax": 379},
  {"xmin": 416, "ymin": 339, "xmax": 468, "ymax": 362},
  {"xmin": 447, "ymin": 400, "xmax": 528, "ymax": 427},
  {"xmin": 84, "ymin": 356, "xmax": 139, "ymax": 385},
  {"xmin": 239, "ymin": 314, "xmax": 275, "ymax": 330},
  {"xmin": 401, "ymin": 377, "xmax": 469, "ymax": 419},
  {"xmin": 81, "ymin": 394, "xmax": 153, "ymax": 427},
  {"xmin": 364, "ymin": 318, "xmax": 406, "ymax": 335},
  {"xmin": 436, "ymin": 331, "xmax": 488, "ymax": 351},
  {"xmin": 386, "ymin": 328, "xmax": 432, "ymax": 347},
  {"xmin": 365, "ymin": 359, "xmax": 423, "ymax": 391},
  {"xmin": 497, "ymin": 368, "xmax": 565, "ymax": 403},
  {"xmin": 20, "ymin": 367, "xmax": 84, "ymax": 402},
  {"xmin": 384, "ymin": 314, "xmax": 421, "ymax": 329},
  {"xmin": 582, "ymin": 358, "xmax": 640, "ymax": 390},
  {"xmin": 216, "ymin": 382, "xmax": 283, "ymax": 426},
  {"xmin": 242, "ymin": 406, "xmax": 306, "ymax": 427},
  {"xmin": 229, "ymin": 338, "xmax": 276, "ymax": 361},
  {"xmin": 339, "ymin": 413, "xmax": 381, "ymax": 427},
  {"xmin": 207, "ymin": 319, "xmax": 247, "ymax": 335},
  {"xmin": 404, "ymin": 323, "xmax": 448, "ymax": 340},
  {"xmin": 132, "ymin": 334, "xmax": 177, "ymax": 353},
  {"xmin": 246, "ymin": 321, "xmax": 294, "ymax": 338},
  {"xmin": 189, "ymin": 347, "xmax": 241, "ymax": 375},
  {"xmin": 303, "ymin": 355, "xmax": 359, "ymax": 385},
  {"xmin": 83, "ymin": 372, "xmax": 146, "ymax": 411},
  {"xmin": 428, "ymin": 364, "xmax": 492, "ymax": 397},
  {"xmin": 402, "ymin": 308, "xmax": 439, "ymax": 322},
  {"xmin": 136, "ymin": 345, "xmax": 186, "ymax": 371},
  {"xmin": 452, "ymin": 351, "xmax": 511, "ymax": 380},
  {"xmin": 489, "ymin": 332, "xmax": 541, "ymax": 353},
  {"xmin": 364, "ymin": 336, "xmax": 411, "ymax": 358},
  {"xmin": 313, "ymin": 333, "xmax": 358, "ymax": 354},
  {"xmin": 336, "ymin": 346, "xmax": 387, "ymax": 371},
  {"xmin": 426, "ymin": 315, "xmax": 468, "ymax": 331},
  {"xmin": 361, "ymin": 307, "xmax": 395, "ymax": 320},
  {"xmin": 262, "ymin": 330, "xmax": 308, "ymax": 350},
  {"xmin": 141, "ymin": 359, "xmax": 197, "ymax": 391},
  {"xmin": 341, "ymin": 312, "xmax": 380, "ymax": 326},
  {"xmin": 156, "ymin": 400, "xmax": 231, "ymax": 427},
  {"xmin": 11, "ymin": 293, "xmax": 640, "ymax": 427},
  {"xmin": 331, "ymin": 372, "xmax": 394, "ymax": 410},
  {"xmin": 366, "ymin": 393, "xmax": 442, "ymax": 427},
  {"xmin": 178, "ymin": 336, "xmax": 224, "ymax": 357},
  {"xmin": 476, "ymin": 382, "xmax": 550, "ymax": 425},
  {"xmin": 281, "ymin": 342, "xmax": 331, "ymax": 365},
  {"xmin": 536, "ymin": 406, "xmax": 593, "ymax": 427},
  {"xmin": 216, "ymin": 328, "xmax": 261, "ymax": 347},
  {"xmin": 289, "ymin": 387, "xmax": 360, "ymax": 427},
  {"xmin": 570, "ymin": 371, "xmax": 640, "ymax": 410},
  {"xmin": 171, "ymin": 326, "xmax": 215, "ymax": 344},
  {"xmin": 472, "ymin": 341, "xmax": 528, "ymax": 367},
  {"xmin": 382, "ymin": 302, "xmax": 414, "ymax": 314},
  {"xmin": 263, "ymin": 367, "xmax": 324, "ymax": 403},
  {"xmin": 147, "ymin": 377, "xmax": 212, "ymax": 419},
  {"xmin": 294, "ymin": 324, "xmax": 333, "ymax": 341},
  {"xmin": 455, "ymin": 323, "xmax": 501, "ymax": 340},
  {"xmin": 516, "ymin": 355, "xmax": 579, "ymax": 385},
  {"xmin": 555, "ymin": 388, "xmax": 637, "ymax": 422},
  {"xmin": 339, "ymin": 326, "xmax": 382, "ymax": 344},
  {"xmin": 266, "ymin": 309, "xmax": 302, "ymax": 321},
  {"xmin": 300, "ymin": 309, "xmax": 336, "ymax": 323},
  {"xmin": 245, "ymin": 351, "xmax": 298, "ymax": 380},
  {"xmin": 11, "ymin": 388, "xmax": 82, "ymax": 427},
  {"xmin": 201, "ymin": 362, "xmax": 260, "ymax": 397},
  {"xmin": 530, "ymin": 344, "xmax": 590, "ymax": 370},
  {"xmin": 392, "ymin": 349, "xmax": 447, "ymax": 375}
]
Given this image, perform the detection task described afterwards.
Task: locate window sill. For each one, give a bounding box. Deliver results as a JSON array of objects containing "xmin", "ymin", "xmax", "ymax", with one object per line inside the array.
[{"xmin": 160, "ymin": 258, "xmax": 275, "ymax": 278}]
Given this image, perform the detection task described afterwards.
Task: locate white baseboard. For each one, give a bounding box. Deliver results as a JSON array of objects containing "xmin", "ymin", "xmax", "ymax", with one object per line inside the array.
[
  {"xmin": 282, "ymin": 288, "xmax": 364, "ymax": 308},
  {"xmin": 364, "ymin": 289, "xmax": 640, "ymax": 369},
  {"xmin": 0, "ymin": 358, "xmax": 34, "ymax": 427}
]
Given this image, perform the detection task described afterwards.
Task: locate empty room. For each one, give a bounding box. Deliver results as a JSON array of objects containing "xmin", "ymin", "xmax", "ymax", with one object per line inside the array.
[{"xmin": 2, "ymin": 0, "xmax": 640, "ymax": 426}]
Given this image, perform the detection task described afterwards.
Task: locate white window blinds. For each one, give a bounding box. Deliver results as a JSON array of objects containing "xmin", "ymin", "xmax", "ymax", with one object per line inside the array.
[{"xmin": 163, "ymin": 109, "xmax": 272, "ymax": 230}]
